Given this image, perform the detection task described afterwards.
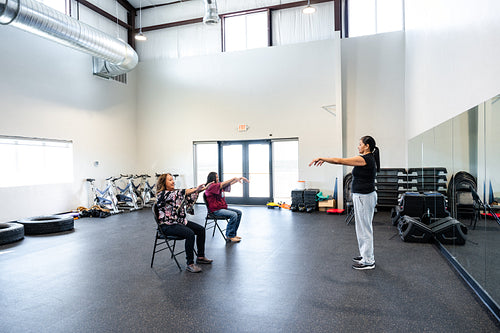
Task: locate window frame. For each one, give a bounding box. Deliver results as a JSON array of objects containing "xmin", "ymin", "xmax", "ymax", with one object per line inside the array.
[
  {"xmin": 0, "ymin": 135, "xmax": 74, "ymax": 188},
  {"xmin": 221, "ymin": 8, "xmax": 271, "ymax": 52},
  {"xmin": 344, "ymin": 0, "xmax": 404, "ymax": 38}
]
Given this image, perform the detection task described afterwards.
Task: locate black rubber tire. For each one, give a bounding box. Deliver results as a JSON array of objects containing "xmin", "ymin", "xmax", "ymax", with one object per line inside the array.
[
  {"xmin": 17, "ymin": 215, "xmax": 74, "ymax": 235},
  {"xmin": 0, "ymin": 222, "xmax": 25, "ymax": 245}
]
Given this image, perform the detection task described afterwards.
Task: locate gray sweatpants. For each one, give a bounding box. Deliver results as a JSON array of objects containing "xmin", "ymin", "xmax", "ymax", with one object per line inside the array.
[{"xmin": 352, "ymin": 191, "xmax": 377, "ymax": 265}]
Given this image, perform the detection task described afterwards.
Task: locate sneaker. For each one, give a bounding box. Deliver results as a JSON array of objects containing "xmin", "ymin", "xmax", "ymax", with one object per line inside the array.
[
  {"xmin": 352, "ymin": 262, "xmax": 375, "ymax": 270},
  {"xmin": 186, "ymin": 264, "xmax": 202, "ymax": 273},
  {"xmin": 352, "ymin": 256, "xmax": 362, "ymax": 263},
  {"xmin": 227, "ymin": 237, "xmax": 241, "ymax": 243},
  {"xmin": 196, "ymin": 257, "xmax": 213, "ymax": 264}
]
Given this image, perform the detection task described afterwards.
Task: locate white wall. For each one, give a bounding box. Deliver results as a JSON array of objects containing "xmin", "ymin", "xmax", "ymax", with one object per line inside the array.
[
  {"xmin": 341, "ymin": 31, "xmax": 406, "ymax": 168},
  {"xmin": 405, "ymin": 0, "xmax": 500, "ymax": 139},
  {"xmin": 136, "ymin": 39, "xmax": 343, "ymax": 198},
  {"xmin": 0, "ymin": 26, "xmax": 138, "ymax": 221}
]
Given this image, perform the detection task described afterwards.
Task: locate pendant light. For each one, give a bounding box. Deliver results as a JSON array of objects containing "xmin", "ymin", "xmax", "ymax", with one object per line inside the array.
[
  {"xmin": 303, "ymin": 0, "xmax": 316, "ymax": 14},
  {"xmin": 203, "ymin": 0, "xmax": 220, "ymax": 25},
  {"xmin": 135, "ymin": 0, "xmax": 147, "ymax": 41}
]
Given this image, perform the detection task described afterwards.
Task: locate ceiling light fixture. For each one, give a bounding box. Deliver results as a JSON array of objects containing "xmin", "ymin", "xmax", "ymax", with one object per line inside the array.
[
  {"xmin": 135, "ymin": 0, "xmax": 147, "ymax": 41},
  {"xmin": 203, "ymin": 0, "xmax": 220, "ymax": 25},
  {"xmin": 303, "ymin": 0, "xmax": 316, "ymax": 14}
]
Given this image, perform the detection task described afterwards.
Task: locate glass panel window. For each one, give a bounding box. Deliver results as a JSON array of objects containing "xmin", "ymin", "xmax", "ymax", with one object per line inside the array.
[
  {"xmin": 348, "ymin": 0, "xmax": 376, "ymax": 38},
  {"xmin": 224, "ymin": 11, "xmax": 268, "ymax": 52},
  {"xmin": 248, "ymin": 143, "xmax": 270, "ymax": 197},
  {"xmin": 222, "ymin": 145, "xmax": 243, "ymax": 197},
  {"xmin": 376, "ymin": 0, "xmax": 404, "ymax": 34},
  {"xmin": 348, "ymin": 0, "xmax": 403, "ymax": 38},
  {"xmin": 0, "ymin": 136, "xmax": 73, "ymax": 187},
  {"xmin": 194, "ymin": 142, "xmax": 218, "ymax": 187},
  {"xmin": 39, "ymin": 0, "xmax": 66, "ymax": 14},
  {"xmin": 272, "ymin": 140, "xmax": 298, "ymax": 203}
]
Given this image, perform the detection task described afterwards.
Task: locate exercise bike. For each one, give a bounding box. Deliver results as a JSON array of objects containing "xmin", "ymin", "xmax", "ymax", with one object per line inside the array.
[
  {"xmin": 114, "ymin": 174, "xmax": 143, "ymax": 211},
  {"xmin": 136, "ymin": 174, "xmax": 156, "ymax": 207},
  {"xmin": 86, "ymin": 177, "xmax": 120, "ymax": 214}
]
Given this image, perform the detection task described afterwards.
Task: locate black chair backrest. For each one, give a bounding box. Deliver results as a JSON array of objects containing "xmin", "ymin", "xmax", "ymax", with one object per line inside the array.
[
  {"xmin": 152, "ymin": 203, "xmax": 160, "ymax": 224},
  {"xmin": 470, "ymin": 186, "xmax": 481, "ymax": 203},
  {"xmin": 203, "ymin": 192, "xmax": 213, "ymax": 214}
]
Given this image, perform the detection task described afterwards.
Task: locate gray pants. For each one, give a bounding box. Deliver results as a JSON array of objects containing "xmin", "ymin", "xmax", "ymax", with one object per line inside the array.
[{"xmin": 352, "ymin": 191, "xmax": 377, "ymax": 265}]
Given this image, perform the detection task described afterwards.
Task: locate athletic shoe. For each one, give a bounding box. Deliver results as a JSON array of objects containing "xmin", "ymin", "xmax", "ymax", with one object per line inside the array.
[
  {"xmin": 352, "ymin": 256, "xmax": 362, "ymax": 263},
  {"xmin": 227, "ymin": 237, "xmax": 241, "ymax": 243},
  {"xmin": 352, "ymin": 262, "xmax": 375, "ymax": 270},
  {"xmin": 186, "ymin": 264, "xmax": 202, "ymax": 273},
  {"xmin": 196, "ymin": 257, "xmax": 213, "ymax": 264}
]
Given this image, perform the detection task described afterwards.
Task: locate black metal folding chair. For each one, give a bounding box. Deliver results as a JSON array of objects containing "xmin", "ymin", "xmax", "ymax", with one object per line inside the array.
[
  {"xmin": 150, "ymin": 203, "xmax": 187, "ymax": 272},
  {"xmin": 203, "ymin": 193, "xmax": 228, "ymax": 241}
]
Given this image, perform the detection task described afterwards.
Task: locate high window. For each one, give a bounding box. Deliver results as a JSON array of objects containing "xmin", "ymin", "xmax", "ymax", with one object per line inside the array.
[
  {"xmin": 347, "ymin": 0, "xmax": 404, "ymax": 38},
  {"xmin": 0, "ymin": 136, "xmax": 73, "ymax": 187},
  {"xmin": 39, "ymin": 0, "xmax": 66, "ymax": 14},
  {"xmin": 223, "ymin": 10, "xmax": 269, "ymax": 52}
]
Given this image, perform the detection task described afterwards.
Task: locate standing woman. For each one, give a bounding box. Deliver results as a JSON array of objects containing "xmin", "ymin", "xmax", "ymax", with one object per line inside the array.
[
  {"xmin": 156, "ymin": 173, "xmax": 213, "ymax": 273},
  {"xmin": 204, "ymin": 172, "xmax": 249, "ymax": 243},
  {"xmin": 310, "ymin": 135, "xmax": 380, "ymax": 270}
]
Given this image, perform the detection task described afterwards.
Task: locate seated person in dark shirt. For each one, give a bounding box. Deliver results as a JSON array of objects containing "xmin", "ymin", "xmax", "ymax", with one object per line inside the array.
[{"xmin": 204, "ymin": 172, "xmax": 249, "ymax": 243}]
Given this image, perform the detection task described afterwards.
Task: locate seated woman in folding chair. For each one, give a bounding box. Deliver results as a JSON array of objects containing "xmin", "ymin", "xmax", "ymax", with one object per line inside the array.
[
  {"xmin": 205, "ymin": 172, "xmax": 249, "ymax": 243},
  {"xmin": 156, "ymin": 173, "xmax": 213, "ymax": 273}
]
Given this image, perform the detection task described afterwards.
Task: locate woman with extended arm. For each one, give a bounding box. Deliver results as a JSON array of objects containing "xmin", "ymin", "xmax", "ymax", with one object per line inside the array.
[
  {"xmin": 310, "ymin": 135, "xmax": 380, "ymax": 270},
  {"xmin": 156, "ymin": 173, "xmax": 213, "ymax": 273},
  {"xmin": 204, "ymin": 172, "xmax": 249, "ymax": 243}
]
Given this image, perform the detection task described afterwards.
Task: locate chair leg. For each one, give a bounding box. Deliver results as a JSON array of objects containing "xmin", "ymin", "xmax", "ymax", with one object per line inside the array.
[
  {"xmin": 167, "ymin": 239, "xmax": 183, "ymax": 272},
  {"xmin": 346, "ymin": 210, "xmax": 354, "ymax": 225},
  {"xmin": 171, "ymin": 240, "xmax": 176, "ymax": 258},
  {"xmin": 151, "ymin": 232, "xmax": 159, "ymax": 268},
  {"xmin": 215, "ymin": 220, "xmax": 227, "ymax": 241},
  {"xmin": 212, "ymin": 219, "xmax": 217, "ymax": 237}
]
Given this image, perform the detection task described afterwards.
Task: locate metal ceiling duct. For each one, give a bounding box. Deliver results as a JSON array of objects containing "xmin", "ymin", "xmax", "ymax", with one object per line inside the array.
[
  {"xmin": 0, "ymin": 0, "xmax": 138, "ymax": 77},
  {"xmin": 203, "ymin": 0, "xmax": 219, "ymax": 25}
]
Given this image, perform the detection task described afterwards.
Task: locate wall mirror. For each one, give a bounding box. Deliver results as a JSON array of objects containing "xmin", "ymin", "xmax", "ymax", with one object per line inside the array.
[{"xmin": 408, "ymin": 93, "xmax": 500, "ymax": 312}]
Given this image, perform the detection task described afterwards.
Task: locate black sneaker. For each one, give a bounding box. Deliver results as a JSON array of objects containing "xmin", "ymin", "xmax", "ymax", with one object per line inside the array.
[
  {"xmin": 352, "ymin": 256, "xmax": 362, "ymax": 263},
  {"xmin": 352, "ymin": 262, "xmax": 375, "ymax": 270}
]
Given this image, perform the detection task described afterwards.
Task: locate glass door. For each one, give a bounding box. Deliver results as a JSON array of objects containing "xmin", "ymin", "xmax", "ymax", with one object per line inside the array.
[{"xmin": 221, "ymin": 141, "xmax": 271, "ymax": 205}]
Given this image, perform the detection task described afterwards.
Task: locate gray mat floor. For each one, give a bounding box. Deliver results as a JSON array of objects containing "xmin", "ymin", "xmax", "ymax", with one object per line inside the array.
[{"xmin": 1, "ymin": 206, "xmax": 499, "ymax": 332}]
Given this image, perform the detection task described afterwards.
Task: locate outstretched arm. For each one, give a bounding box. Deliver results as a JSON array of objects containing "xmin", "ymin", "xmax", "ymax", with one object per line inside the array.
[
  {"xmin": 185, "ymin": 182, "xmax": 214, "ymax": 195},
  {"xmin": 309, "ymin": 156, "xmax": 366, "ymax": 167},
  {"xmin": 220, "ymin": 177, "xmax": 249, "ymax": 189}
]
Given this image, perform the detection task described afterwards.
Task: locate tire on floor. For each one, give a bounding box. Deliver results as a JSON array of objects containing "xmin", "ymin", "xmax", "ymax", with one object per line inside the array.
[
  {"xmin": 17, "ymin": 215, "xmax": 74, "ymax": 235},
  {"xmin": 0, "ymin": 222, "xmax": 25, "ymax": 245}
]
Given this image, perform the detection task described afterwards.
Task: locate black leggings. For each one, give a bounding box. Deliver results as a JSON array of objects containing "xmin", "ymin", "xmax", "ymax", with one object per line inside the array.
[{"xmin": 161, "ymin": 221, "xmax": 206, "ymax": 265}]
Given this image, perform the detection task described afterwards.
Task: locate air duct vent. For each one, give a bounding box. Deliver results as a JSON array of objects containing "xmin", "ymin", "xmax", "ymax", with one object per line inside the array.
[{"xmin": 0, "ymin": 0, "xmax": 138, "ymax": 76}]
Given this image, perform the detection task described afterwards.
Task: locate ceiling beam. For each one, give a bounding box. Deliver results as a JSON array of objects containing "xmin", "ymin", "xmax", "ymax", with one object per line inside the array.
[{"xmin": 140, "ymin": 0, "xmax": 335, "ymax": 32}]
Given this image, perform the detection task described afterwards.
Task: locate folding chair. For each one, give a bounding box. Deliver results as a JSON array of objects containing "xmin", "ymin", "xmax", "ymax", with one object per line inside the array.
[
  {"xmin": 203, "ymin": 193, "xmax": 228, "ymax": 241},
  {"xmin": 150, "ymin": 203, "xmax": 187, "ymax": 272},
  {"xmin": 345, "ymin": 200, "xmax": 355, "ymax": 225}
]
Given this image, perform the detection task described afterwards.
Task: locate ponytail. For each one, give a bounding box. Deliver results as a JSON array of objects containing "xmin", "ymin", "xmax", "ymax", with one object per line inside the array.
[
  {"xmin": 361, "ymin": 135, "xmax": 380, "ymax": 172},
  {"xmin": 372, "ymin": 147, "xmax": 381, "ymax": 172}
]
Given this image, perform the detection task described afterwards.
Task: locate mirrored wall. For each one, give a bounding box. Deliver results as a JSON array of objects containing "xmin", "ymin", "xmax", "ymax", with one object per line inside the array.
[{"xmin": 408, "ymin": 94, "xmax": 500, "ymax": 317}]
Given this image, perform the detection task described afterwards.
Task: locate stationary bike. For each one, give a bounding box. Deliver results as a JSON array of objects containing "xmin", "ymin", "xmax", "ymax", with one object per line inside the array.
[
  {"xmin": 114, "ymin": 174, "xmax": 143, "ymax": 210},
  {"xmin": 86, "ymin": 177, "xmax": 120, "ymax": 214},
  {"xmin": 136, "ymin": 174, "xmax": 156, "ymax": 207}
]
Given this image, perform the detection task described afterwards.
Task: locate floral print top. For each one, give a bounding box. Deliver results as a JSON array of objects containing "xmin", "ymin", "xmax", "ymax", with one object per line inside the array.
[{"xmin": 156, "ymin": 189, "xmax": 199, "ymax": 225}]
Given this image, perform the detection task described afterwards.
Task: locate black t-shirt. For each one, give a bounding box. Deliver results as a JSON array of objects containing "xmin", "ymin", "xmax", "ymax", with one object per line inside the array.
[{"xmin": 351, "ymin": 153, "xmax": 377, "ymax": 194}]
